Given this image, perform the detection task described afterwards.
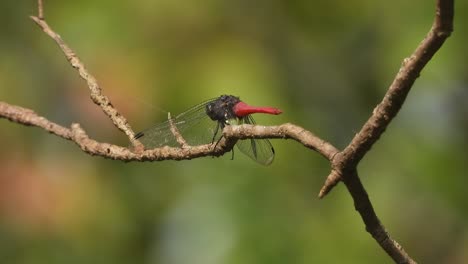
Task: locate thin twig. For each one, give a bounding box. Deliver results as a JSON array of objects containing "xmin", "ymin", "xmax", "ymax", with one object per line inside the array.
[
  {"xmin": 0, "ymin": 101, "xmax": 72, "ymax": 139},
  {"xmin": 38, "ymin": 0, "xmax": 44, "ymax": 19},
  {"xmin": 29, "ymin": 16, "xmax": 138, "ymax": 146},
  {"xmin": 167, "ymin": 112, "xmax": 189, "ymax": 148},
  {"xmin": 318, "ymin": 170, "xmax": 340, "ymax": 198}
]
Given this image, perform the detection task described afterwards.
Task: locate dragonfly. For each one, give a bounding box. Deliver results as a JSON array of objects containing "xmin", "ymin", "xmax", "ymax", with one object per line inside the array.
[{"xmin": 134, "ymin": 95, "xmax": 282, "ymax": 165}]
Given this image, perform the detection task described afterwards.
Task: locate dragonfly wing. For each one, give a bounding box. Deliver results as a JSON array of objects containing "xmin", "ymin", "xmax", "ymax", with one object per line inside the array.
[
  {"xmin": 135, "ymin": 100, "xmax": 222, "ymax": 149},
  {"xmin": 135, "ymin": 121, "xmax": 178, "ymax": 148},
  {"xmin": 234, "ymin": 115, "xmax": 275, "ymax": 165}
]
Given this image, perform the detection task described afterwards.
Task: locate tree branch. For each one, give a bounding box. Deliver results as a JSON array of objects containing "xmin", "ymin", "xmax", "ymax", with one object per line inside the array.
[
  {"xmin": 315, "ymin": 1, "xmax": 453, "ymax": 263},
  {"xmin": 0, "ymin": 101, "xmax": 72, "ymax": 140},
  {"xmin": 29, "ymin": 15, "xmax": 139, "ymax": 147},
  {"xmin": 343, "ymin": 170, "xmax": 417, "ymax": 264},
  {"xmin": 0, "ymin": 101, "xmax": 335, "ymax": 162},
  {"xmin": 319, "ymin": 0, "xmax": 454, "ymax": 197},
  {"xmin": 223, "ymin": 124, "xmax": 339, "ymax": 160},
  {"xmin": 37, "ymin": 0, "xmax": 44, "ymax": 19}
]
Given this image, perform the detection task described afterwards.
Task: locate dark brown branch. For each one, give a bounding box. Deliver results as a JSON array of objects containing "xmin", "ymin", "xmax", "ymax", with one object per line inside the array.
[
  {"xmin": 314, "ymin": 0, "xmax": 453, "ymax": 263},
  {"xmin": 343, "ymin": 170, "xmax": 416, "ymax": 264},
  {"xmin": 319, "ymin": 0, "xmax": 454, "ymax": 197}
]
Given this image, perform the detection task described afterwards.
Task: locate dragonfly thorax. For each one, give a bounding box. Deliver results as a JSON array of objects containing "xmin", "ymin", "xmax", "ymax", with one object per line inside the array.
[{"xmin": 205, "ymin": 95, "xmax": 241, "ymax": 123}]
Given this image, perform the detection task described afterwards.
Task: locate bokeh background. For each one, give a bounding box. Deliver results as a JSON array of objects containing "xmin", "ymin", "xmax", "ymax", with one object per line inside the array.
[{"xmin": 1, "ymin": 1, "xmax": 467, "ymax": 263}]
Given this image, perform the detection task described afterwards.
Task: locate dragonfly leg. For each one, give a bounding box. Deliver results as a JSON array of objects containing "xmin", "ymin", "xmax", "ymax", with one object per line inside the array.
[
  {"xmin": 250, "ymin": 139, "xmax": 258, "ymax": 159},
  {"xmin": 211, "ymin": 122, "xmax": 220, "ymax": 144},
  {"xmin": 212, "ymin": 122, "xmax": 227, "ymax": 151}
]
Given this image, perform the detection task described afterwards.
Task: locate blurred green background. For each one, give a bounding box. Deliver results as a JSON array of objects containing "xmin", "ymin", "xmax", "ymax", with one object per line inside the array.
[{"xmin": 0, "ymin": 1, "xmax": 467, "ymax": 263}]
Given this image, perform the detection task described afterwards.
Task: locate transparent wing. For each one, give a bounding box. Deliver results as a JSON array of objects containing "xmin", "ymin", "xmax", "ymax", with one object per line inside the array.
[
  {"xmin": 135, "ymin": 99, "xmax": 223, "ymax": 149},
  {"xmin": 234, "ymin": 115, "xmax": 275, "ymax": 165}
]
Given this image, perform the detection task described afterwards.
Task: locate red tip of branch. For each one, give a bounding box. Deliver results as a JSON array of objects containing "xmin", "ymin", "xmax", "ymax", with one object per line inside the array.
[{"xmin": 233, "ymin": 101, "xmax": 282, "ymax": 117}]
